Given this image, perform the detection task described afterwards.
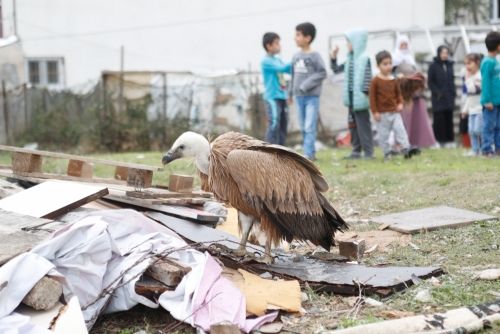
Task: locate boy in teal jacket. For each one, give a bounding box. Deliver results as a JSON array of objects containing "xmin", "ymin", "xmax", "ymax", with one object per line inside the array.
[
  {"xmin": 261, "ymin": 32, "xmax": 291, "ymax": 145},
  {"xmin": 480, "ymin": 31, "xmax": 500, "ymax": 156}
]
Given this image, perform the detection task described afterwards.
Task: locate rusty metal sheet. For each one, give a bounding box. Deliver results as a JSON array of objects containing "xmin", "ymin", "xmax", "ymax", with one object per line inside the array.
[{"xmin": 146, "ymin": 212, "xmax": 443, "ymax": 296}]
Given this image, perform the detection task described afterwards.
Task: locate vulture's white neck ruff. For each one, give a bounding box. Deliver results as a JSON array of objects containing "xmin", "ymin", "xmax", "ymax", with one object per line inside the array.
[{"xmin": 195, "ymin": 138, "xmax": 210, "ymax": 175}]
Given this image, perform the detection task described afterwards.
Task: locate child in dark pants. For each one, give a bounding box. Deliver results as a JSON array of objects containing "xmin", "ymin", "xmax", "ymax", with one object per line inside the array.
[{"xmin": 331, "ymin": 29, "xmax": 374, "ymax": 159}]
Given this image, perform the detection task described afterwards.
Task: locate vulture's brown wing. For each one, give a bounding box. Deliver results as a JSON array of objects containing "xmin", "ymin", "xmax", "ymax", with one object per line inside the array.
[
  {"xmin": 225, "ymin": 149, "xmax": 323, "ymax": 215},
  {"xmin": 248, "ymin": 144, "xmax": 329, "ymax": 192},
  {"xmin": 198, "ymin": 171, "xmax": 210, "ymax": 192}
]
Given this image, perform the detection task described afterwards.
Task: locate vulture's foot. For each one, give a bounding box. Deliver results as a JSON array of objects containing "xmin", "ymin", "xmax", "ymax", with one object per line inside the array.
[
  {"xmin": 233, "ymin": 246, "xmax": 248, "ymax": 257},
  {"xmin": 262, "ymin": 254, "xmax": 274, "ymax": 264}
]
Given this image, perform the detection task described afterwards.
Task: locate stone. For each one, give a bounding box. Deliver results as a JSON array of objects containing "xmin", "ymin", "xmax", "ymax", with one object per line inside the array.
[{"xmin": 22, "ymin": 276, "xmax": 63, "ymax": 310}]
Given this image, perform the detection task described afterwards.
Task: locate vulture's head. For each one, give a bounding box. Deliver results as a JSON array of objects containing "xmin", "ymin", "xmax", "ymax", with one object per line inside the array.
[{"xmin": 162, "ymin": 131, "xmax": 210, "ymax": 166}]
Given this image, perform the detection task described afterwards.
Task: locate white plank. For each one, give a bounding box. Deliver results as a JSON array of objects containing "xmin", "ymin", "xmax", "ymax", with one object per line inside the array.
[{"xmin": 0, "ymin": 180, "xmax": 109, "ymax": 219}]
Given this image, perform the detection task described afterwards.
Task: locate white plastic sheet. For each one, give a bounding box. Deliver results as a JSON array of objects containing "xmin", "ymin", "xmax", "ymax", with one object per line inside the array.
[{"xmin": 0, "ymin": 209, "xmax": 275, "ymax": 332}]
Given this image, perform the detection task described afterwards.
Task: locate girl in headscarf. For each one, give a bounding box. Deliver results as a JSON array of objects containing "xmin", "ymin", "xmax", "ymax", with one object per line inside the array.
[
  {"xmin": 395, "ymin": 36, "xmax": 437, "ymax": 148},
  {"xmin": 393, "ymin": 34, "xmax": 416, "ymax": 72}
]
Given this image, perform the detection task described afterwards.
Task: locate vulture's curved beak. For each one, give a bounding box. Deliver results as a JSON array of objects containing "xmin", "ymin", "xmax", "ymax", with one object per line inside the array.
[{"xmin": 162, "ymin": 150, "xmax": 181, "ymax": 165}]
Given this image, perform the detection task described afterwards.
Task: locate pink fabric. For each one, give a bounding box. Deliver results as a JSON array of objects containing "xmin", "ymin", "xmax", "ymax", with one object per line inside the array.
[
  {"xmin": 192, "ymin": 254, "xmax": 278, "ymax": 333},
  {"xmin": 401, "ymin": 96, "xmax": 437, "ymax": 148}
]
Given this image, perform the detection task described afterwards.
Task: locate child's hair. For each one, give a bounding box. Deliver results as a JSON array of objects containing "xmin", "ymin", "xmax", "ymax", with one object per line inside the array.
[
  {"xmin": 375, "ymin": 50, "xmax": 392, "ymax": 65},
  {"xmin": 464, "ymin": 53, "xmax": 482, "ymax": 65},
  {"xmin": 262, "ymin": 32, "xmax": 280, "ymax": 51},
  {"xmin": 485, "ymin": 31, "xmax": 500, "ymax": 52},
  {"xmin": 295, "ymin": 22, "xmax": 316, "ymax": 43}
]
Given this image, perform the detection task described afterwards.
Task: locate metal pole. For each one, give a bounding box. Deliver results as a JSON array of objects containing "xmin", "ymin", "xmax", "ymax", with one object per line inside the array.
[
  {"xmin": 460, "ymin": 25, "xmax": 471, "ymax": 54},
  {"xmin": 162, "ymin": 72, "xmax": 167, "ymax": 120}
]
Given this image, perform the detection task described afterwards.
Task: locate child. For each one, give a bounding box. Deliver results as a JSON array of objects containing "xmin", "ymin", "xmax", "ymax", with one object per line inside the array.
[
  {"xmin": 261, "ymin": 32, "xmax": 292, "ymax": 145},
  {"xmin": 461, "ymin": 53, "xmax": 483, "ymax": 156},
  {"xmin": 369, "ymin": 51, "xmax": 416, "ymax": 160},
  {"xmin": 480, "ymin": 31, "xmax": 500, "ymax": 157},
  {"xmin": 290, "ymin": 22, "xmax": 327, "ymax": 160},
  {"xmin": 331, "ymin": 29, "xmax": 374, "ymax": 159}
]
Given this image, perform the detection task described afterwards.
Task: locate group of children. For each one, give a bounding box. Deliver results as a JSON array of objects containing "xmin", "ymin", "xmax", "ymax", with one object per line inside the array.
[{"xmin": 261, "ymin": 23, "xmax": 500, "ymax": 160}]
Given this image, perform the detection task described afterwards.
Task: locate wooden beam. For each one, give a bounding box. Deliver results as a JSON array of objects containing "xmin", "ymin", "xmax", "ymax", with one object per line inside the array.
[
  {"xmin": 67, "ymin": 159, "xmax": 93, "ymax": 178},
  {"xmin": 0, "ymin": 144, "xmax": 162, "ymax": 171},
  {"xmin": 134, "ymin": 275, "xmax": 171, "ymax": 301},
  {"xmin": 12, "ymin": 152, "xmax": 42, "ymax": 173}
]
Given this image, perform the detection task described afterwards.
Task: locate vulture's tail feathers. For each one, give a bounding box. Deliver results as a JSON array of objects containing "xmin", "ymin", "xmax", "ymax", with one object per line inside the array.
[{"xmin": 261, "ymin": 193, "xmax": 348, "ymax": 251}]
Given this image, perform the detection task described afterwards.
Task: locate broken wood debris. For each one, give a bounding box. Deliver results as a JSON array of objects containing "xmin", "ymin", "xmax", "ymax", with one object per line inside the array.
[
  {"xmin": 339, "ymin": 239, "xmax": 366, "ymax": 261},
  {"xmin": 145, "ymin": 257, "xmax": 191, "ymax": 287},
  {"xmin": 134, "ymin": 275, "xmax": 172, "ymax": 301}
]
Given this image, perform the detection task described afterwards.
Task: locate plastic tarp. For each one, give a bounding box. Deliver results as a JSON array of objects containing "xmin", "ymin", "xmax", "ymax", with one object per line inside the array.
[{"xmin": 0, "ymin": 209, "xmax": 276, "ymax": 333}]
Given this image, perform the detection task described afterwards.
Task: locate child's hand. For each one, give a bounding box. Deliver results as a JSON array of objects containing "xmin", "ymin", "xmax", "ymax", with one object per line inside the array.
[
  {"xmin": 373, "ymin": 112, "xmax": 381, "ymax": 122},
  {"xmin": 396, "ymin": 103, "xmax": 403, "ymax": 112},
  {"xmin": 485, "ymin": 103, "xmax": 494, "ymax": 111},
  {"xmin": 331, "ymin": 45, "xmax": 339, "ymax": 59}
]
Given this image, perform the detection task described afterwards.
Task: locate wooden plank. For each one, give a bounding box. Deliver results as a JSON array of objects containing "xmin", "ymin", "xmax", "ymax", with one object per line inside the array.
[
  {"xmin": 0, "ymin": 180, "xmax": 109, "ymax": 219},
  {"xmin": 126, "ymin": 189, "xmax": 213, "ymax": 199},
  {"xmin": 12, "ymin": 152, "xmax": 42, "ymax": 173},
  {"xmin": 0, "ymin": 144, "xmax": 163, "ymax": 171},
  {"xmin": 371, "ymin": 206, "xmax": 496, "ymax": 234},
  {"xmin": 0, "ymin": 169, "xmax": 126, "ymax": 185},
  {"xmin": 67, "ymin": 159, "xmax": 93, "ymax": 178},
  {"xmin": 168, "ymin": 174, "xmax": 194, "ymax": 193},
  {"xmin": 104, "ymin": 193, "xmax": 219, "ymax": 223}
]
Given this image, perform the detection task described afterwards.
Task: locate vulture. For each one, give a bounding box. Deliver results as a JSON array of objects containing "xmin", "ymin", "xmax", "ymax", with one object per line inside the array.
[{"xmin": 162, "ymin": 131, "xmax": 347, "ymax": 263}]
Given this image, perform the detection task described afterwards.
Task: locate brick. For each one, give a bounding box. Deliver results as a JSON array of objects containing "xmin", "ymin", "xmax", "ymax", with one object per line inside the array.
[{"xmin": 127, "ymin": 168, "xmax": 153, "ymax": 188}]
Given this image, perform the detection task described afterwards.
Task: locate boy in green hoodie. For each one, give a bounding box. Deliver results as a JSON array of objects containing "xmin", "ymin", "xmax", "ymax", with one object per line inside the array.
[
  {"xmin": 331, "ymin": 29, "xmax": 374, "ymax": 159},
  {"xmin": 480, "ymin": 31, "xmax": 500, "ymax": 156}
]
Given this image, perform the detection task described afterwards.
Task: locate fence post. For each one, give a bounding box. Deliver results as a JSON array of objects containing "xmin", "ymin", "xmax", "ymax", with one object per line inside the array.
[{"xmin": 2, "ymin": 80, "xmax": 9, "ymax": 144}]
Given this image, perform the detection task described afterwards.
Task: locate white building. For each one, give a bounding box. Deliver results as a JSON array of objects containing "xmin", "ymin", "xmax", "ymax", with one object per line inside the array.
[{"xmin": 1, "ymin": 0, "xmax": 446, "ymax": 88}]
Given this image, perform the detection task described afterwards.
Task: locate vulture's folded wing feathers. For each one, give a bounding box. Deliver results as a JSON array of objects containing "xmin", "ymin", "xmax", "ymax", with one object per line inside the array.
[
  {"xmin": 248, "ymin": 144, "xmax": 329, "ymax": 192},
  {"xmin": 225, "ymin": 149, "xmax": 323, "ymax": 216}
]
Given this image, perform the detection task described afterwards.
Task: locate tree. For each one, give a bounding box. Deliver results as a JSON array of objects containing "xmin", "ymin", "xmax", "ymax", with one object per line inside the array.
[{"xmin": 445, "ymin": 0, "xmax": 490, "ymax": 25}]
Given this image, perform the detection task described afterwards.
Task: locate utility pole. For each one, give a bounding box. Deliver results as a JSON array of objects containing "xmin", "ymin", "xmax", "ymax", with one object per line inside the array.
[
  {"xmin": 13, "ymin": 0, "xmax": 18, "ymax": 36},
  {"xmin": 117, "ymin": 45, "xmax": 124, "ymax": 117}
]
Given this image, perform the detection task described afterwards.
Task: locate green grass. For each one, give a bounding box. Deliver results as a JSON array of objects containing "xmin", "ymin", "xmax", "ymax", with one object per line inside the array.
[{"xmin": 1, "ymin": 147, "xmax": 499, "ymax": 333}]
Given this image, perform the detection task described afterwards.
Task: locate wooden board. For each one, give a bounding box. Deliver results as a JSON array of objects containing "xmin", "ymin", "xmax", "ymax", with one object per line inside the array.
[
  {"xmin": 0, "ymin": 180, "xmax": 109, "ymax": 219},
  {"xmin": 104, "ymin": 193, "xmax": 219, "ymax": 223},
  {"xmin": 0, "ymin": 144, "xmax": 163, "ymax": 171},
  {"xmin": 371, "ymin": 206, "xmax": 496, "ymax": 234}
]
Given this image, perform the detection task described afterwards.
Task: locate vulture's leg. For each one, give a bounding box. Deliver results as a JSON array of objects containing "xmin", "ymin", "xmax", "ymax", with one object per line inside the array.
[
  {"xmin": 234, "ymin": 212, "xmax": 253, "ymax": 257},
  {"xmin": 262, "ymin": 237, "xmax": 273, "ymax": 264}
]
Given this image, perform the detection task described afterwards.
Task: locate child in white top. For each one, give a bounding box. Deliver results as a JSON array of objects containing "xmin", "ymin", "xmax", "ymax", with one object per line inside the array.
[{"xmin": 461, "ymin": 53, "xmax": 483, "ymax": 156}]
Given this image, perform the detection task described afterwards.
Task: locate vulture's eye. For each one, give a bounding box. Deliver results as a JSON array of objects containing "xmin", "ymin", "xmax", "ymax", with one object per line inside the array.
[{"xmin": 179, "ymin": 145, "xmax": 185, "ymax": 150}]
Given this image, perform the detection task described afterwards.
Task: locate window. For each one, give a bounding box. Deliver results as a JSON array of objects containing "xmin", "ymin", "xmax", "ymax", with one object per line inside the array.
[
  {"xmin": 28, "ymin": 61, "xmax": 40, "ymax": 84},
  {"xmin": 494, "ymin": 0, "xmax": 500, "ymax": 22},
  {"xmin": 26, "ymin": 58, "xmax": 64, "ymax": 87},
  {"xmin": 47, "ymin": 61, "xmax": 59, "ymax": 84}
]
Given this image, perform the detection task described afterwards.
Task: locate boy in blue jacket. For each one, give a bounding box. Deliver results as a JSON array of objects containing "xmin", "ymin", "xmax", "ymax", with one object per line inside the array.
[
  {"xmin": 480, "ymin": 31, "xmax": 500, "ymax": 156},
  {"xmin": 261, "ymin": 32, "xmax": 291, "ymax": 145}
]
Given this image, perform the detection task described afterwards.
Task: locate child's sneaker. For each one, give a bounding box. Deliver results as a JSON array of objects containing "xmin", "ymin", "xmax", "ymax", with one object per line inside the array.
[{"xmin": 384, "ymin": 153, "xmax": 392, "ymax": 161}]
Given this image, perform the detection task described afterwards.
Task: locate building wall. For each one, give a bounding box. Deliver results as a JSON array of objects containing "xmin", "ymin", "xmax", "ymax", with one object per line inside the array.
[{"xmin": 3, "ymin": 0, "xmax": 444, "ymax": 87}]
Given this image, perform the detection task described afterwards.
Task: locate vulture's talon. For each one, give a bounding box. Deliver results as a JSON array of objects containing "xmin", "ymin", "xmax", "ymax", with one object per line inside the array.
[{"xmin": 233, "ymin": 247, "xmax": 248, "ymax": 257}]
